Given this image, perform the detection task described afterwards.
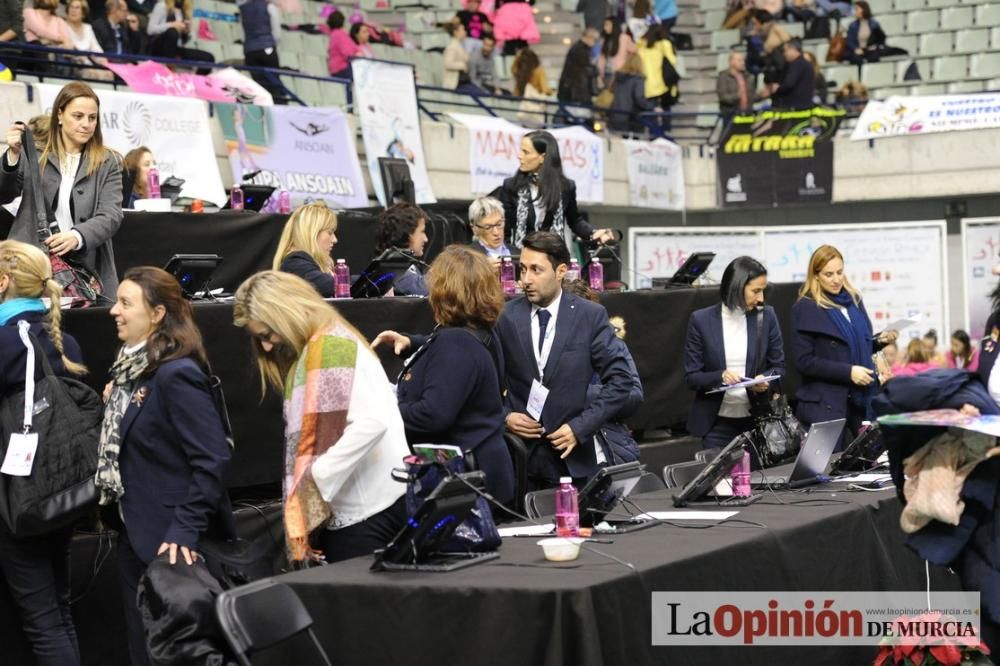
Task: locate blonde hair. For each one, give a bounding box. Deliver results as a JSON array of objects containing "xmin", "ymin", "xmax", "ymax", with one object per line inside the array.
[
  {"xmin": 271, "ymin": 202, "xmax": 338, "ymax": 273},
  {"xmin": 0, "ymin": 241, "xmax": 86, "ymax": 375},
  {"xmin": 798, "ymin": 244, "xmax": 861, "ymax": 309},
  {"xmin": 165, "ymin": 0, "xmax": 193, "ymax": 18},
  {"xmin": 905, "ymin": 338, "xmax": 929, "ymax": 364},
  {"xmin": 232, "ymin": 271, "xmax": 370, "ymax": 393},
  {"xmin": 43, "ymin": 82, "xmax": 116, "ymax": 180},
  {"xmin": 427, "ymin": 246, "xmax": 503, "ymax": 329},
  {"xmin": 619, "ymin": 53, "xmax": 644, "ymax": 77}
]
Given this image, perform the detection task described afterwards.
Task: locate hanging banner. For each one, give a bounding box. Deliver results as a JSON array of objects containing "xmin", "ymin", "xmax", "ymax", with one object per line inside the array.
[
  {"xmin": 37, "ymin": 84, "xmax": 226, "ymax": 206},
  {"xmin": 351, "ymin": 58, "xmax": 435, "ymax": 205},
  {"xmin": 717, "ymin": 107, "xmax": 843, "ymax": 208},
  {"xmin": 448, "ymin": 113, "xmax": 605, "ymax": 203},
  {"xmin": 104, "ymin": 62, "xmax": 273, "ymax": 105},
  {"xmin": 623, "ymin": 138, "xmax": 684, "ymax": 210},
  {"xmin": 215, "ymin": 103, "xmax": 368, "ymax": 209},
  {"xmin": 851, "ymin": 94, "xmax": 1000, "ymax": 140},
  {"xmin": 962, "ymin": 219, "xmax": 1000, "ymax": 339}
]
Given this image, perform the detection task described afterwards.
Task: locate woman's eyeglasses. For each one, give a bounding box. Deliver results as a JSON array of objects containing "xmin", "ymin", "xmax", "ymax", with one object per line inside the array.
[{"xmin": 474, "ymin": 221, "xmax": 504, "ymax": 233}]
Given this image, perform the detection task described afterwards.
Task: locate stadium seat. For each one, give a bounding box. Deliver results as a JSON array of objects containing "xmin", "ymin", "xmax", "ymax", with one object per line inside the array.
[
  {"xmin": 877, "ymin": 13, "xmax": 906, "ymax": 34},
  {"xmin": 947, "ymin": 79, "xmax": 986, "ymax": 93},
  {"xmin": 955, "ymin": 28, "xmax": 989, "ymax": 52},
  {"xmin": 700, "ymin": 0, "xmax": 727, "ymax": 10},
  {"xmin": 918, "ymin": 31, "xmax": 953, "ymax": 55},
  {"xmin": 906, "ymin": 10, "xmax": 939, "ymax": 32},
  {"xmin": 895, "ymin": 57, "xmax": 929, "ymax": 80},
  {"xmin": 977, "ymin": 4, "xmax": 1000, "ymax": 26},
  {"xmin": 704, "ymin": 9, "xmax": 727, "ymax": 28},
  {"xmin": 784, "ymin": 22, "xmax": 805, "ymax": 39},
  {"xmin": 993, "ymin": 26, "xmax": 1000, "ymax": 47},
  {"xmin": 280, "ymin": 30, "xmax": 304, "ymax": 51},
  {"xmin": 319, "ymin": 83, "xmax": 348, "ymax": 108},
  {"xmin": 813, "ymin": 41, "xmax": 829, "ymax": 62},
  {"xmin": 715, "ymin": 51, "xmax": 730, "ymax": 71},
  {"xmin": 926, "ymin": 0, "xmax": 955, "ymax": 7},
  {"xmin": 199, "ymin": 40, "xmax": 224, "ymax": 62},
  {"xmin": 825, "ymin": 63, "xmax": 860, "ymax": 87},
  {"xmin": 894, "ymin": 0, "xmax": 925, "ymax": 11},
  {"xmin": 863, "ymin": 61, "xmax": 896, "ymax": 86},
  {"xmin": 940, "ymin": 6, "xmax": 973, "ymax": 29},
  {"xmin": 891, "ymin": 34, "xmax": 917, "ymax": 55},
  {"xmin": 710, "ymin": 29, "xmax": 739, "ymax": 51},
  {"xmin": 930, "ymin": 54, "xmax": 967, "ymax": 80},
  {"xmin": 909, "ymin": 82, "xmax": 947, "ymax": 94},
  {"xmin": 302, "ymin": 54, "xmax": 326, "ymax": 77},
  {"xmin": 970, "ymin": 52, "xmax": 1000, "ymax": 78},
  {"xmin": 867, "ymin": 0, "xmax": 892, "ymax": 12}
]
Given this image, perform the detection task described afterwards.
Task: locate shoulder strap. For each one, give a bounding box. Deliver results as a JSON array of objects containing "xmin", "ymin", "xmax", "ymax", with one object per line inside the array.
[
  {"xmin": 461, "ymin": 327, "xmax": 505, "ymax": 399},
  {"xmin": 19, "ymin": 129, "xmax": 57, "ymax": 242},
  {"xmin": 16, "ymin": 320, "xmax": 59, "ymax": 432}
]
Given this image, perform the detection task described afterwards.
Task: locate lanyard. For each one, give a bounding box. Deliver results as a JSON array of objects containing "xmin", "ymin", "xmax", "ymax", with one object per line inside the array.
[{"xmin": 17, "ymin": 321, "xmax": 35, "ymax": 433}]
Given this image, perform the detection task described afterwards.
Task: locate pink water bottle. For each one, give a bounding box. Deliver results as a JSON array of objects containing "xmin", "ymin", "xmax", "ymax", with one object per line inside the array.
[
  {"xmin": 500, "ymin": 256, "xmax": 516, "ymax": 295},
  {"xmin": 731, "ymin": 450, "xmax": 751, "ymax": 497},
  {"xmin": 566, "ymin": 259, "xmax": 581, "ymax": 282},
  {"xmin": 334, "ymin": 258, "xmax": 351, "ymax": 298},
  {"xmin": 230, "ymin": 185, "xmax": 244, "ymax": 211},
  {"xmin": 588, "ymin": 258, "xmax": 604, "ymax": 292},
  {"xmin": 147, "ymin": 167, "xmax": 160, "ymax": 199},
  {"xmin": 554, "ymin": 477, "xmax": 579, "ymax": 537},
  {"xmin": 278, "ymin": 190, "xmax": 292, "ymax": 214}
]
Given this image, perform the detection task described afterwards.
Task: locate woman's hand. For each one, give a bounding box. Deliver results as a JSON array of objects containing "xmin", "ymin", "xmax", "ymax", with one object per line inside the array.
[
  {"xmin": 371, "ymin": 330, "xmax": 411, "ymax": 355},
  {"xmin": 489, "ymin": 256, "xmax": 502, "ymax": 275},
  {"xmin": 43, "ymin": 232, "xmax": 80, "ymax": 256},
  {"xmin": 721, "ymin": 369, "xmax": 742, "ymax": 385},
  {"xmin": 748, "ymin": 374, "xmax": 769, "ymax": 393},
  {"xmin": 5, "ymin": 122, "xmax": 22, "ymax": 161},
  {"xmin": 102, "ymin": 381, "xmax": 113, "ymax": 403},
  {"xmin": 850, "ymin": 365, "xmax": 875, "ymax": 386},
  {"xmin": 960, "ymin": 404, "xmax": 981, "ymax": 417},
  {"xmin": 590, "ymin": 229, "xmax": 615, "ymax": 245},
  {"xmin": 158, "ymin": 541, "xmax": 198, "ymax": 566},
  {"xmin": 877, "ymin": 329, "xmax": 898, "ymax": 345}
]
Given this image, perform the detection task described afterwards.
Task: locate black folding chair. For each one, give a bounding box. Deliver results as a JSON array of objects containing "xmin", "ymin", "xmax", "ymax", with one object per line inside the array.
[
  {"xmin": 663, "ymin": 461, "xmax": 708, "ymax": 489},
  {"xmin": 524, "ymin": 488, "xmax": 557, "ymax": 519}
]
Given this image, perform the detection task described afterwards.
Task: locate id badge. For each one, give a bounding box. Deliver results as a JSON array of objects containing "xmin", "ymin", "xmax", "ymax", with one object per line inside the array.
[
  {"xmin": 2, "ymin": 433, "xmax": 38, "ymax": 477},
  {"xmin": 527, "ymin": 379, "xmax": 549, "ymax": 421}
]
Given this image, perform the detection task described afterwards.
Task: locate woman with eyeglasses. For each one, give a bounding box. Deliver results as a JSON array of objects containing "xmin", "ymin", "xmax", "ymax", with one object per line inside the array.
[{"xmin": 468, "ymin": 196, "xmax": 511, "ymax": 275}]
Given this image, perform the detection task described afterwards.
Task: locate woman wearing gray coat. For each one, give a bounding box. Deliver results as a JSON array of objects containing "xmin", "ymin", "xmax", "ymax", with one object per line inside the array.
[{"xmin": 0, "ymin": 81, "xmax": 123, "ymax": 297}]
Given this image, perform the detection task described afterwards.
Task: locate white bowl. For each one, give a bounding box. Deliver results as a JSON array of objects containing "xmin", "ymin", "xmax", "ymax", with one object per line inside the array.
[{"xmin": 537, "ymin": 537, "xmax": 583, "ymax": 562}]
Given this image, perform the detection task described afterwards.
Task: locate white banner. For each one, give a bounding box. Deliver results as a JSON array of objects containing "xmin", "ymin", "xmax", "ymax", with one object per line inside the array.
[
  {"xmin": 962, "ymin": 218, "xmax": 1000, "ymax": 339},
  {"xmin": 37, "ymin": 84, "xmax": 226, "ymax": 206},
  {"xmin": 851, "ymin": 94, "xmax": 1000, "ymax": 140},
  {"xmin": 762, "ymin": 222, "xmax": 948, "ymax": 344},
  {"xmin": 623, "ymin": 138, "xmax": 684, "ymax": 210},
  {"xmin": 352, "ymin": 59, "xmax": 435, "ymax": 205},
  {"xmin": 448, "ymin": 113, "xmax": 605, "ymax": 203},
  {"xmin": 628, "ymin": 227, "xmax": 763, "ymax": 289}
]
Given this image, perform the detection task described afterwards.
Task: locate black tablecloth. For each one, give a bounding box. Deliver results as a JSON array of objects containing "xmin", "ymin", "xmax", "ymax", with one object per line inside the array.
[{"xmin": 261, "ymin": 491, "xmax": 957, "ymax": 666}]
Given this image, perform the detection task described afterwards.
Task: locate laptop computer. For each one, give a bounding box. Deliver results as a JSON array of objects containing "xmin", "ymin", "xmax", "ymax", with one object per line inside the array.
[{"xmin": 752, "ymin": 418, "xmax": 845, "ymax": 489}]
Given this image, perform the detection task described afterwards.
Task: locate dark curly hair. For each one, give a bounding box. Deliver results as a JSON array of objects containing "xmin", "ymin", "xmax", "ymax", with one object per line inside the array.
[{"xmin": 375, "ymin": 203, "xmax": 426, "ymax": 254}]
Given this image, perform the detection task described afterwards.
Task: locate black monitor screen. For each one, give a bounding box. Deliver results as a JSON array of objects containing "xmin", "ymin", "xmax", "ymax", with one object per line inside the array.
[{"xmin": 378, "ymin": 157, "xmax": 415, "ymax": 206}]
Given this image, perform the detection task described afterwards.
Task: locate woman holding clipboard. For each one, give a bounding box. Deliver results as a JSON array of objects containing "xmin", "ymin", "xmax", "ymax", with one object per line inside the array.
[{"xmin": 684, "ymin": 256, "xmax": 785, "ymax": 450}]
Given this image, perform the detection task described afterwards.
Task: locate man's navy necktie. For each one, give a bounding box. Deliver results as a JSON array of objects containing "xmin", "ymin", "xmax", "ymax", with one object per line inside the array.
[{"xmin": 537, "ymin": 309, "xmax": 551, "ymax": 354}]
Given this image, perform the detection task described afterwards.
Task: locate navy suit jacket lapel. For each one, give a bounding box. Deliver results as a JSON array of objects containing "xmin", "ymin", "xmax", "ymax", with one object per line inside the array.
[
  {"xmin": 543, "ymin": 293, "xmax": 576, "ymax": 380},
  {"xmin": 514, "ymin": 299, "xmax": 538, "ymax": 380},
  {"xmin": 745, "ymin": 309, "xmax": 760, "ymax": 375},
  {"xmin": 118, "ymin": 377, "xmax": 150, "ymax": 445}
]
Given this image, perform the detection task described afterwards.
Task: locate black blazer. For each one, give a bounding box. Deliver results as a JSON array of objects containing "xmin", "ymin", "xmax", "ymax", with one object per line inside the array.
[
  {"xmin": 493, "ymin": 176, "xmax": 593, "ymax": 247},
  {"xmin": 279, "ymin": 250, "xmax": 335, "ymax": 298},
  {"xmin": 92, "ymin": 16, "xmax": 140, "ymax": 54},
  {"xmin": 118, "ymin": 357, "xmax": 234, "ymax": 563},
  {"xmin": 0, "ymin": 312, "xmax": 83, "ymax": 396},
  {"xmin": 397, "ymin": 327, "xmax": 514, "ymax": 504},
  {"xmin": 496, "ymin": 292, "xmax": 634, "ymax": 479},
  {"xmin": 684, "ymin": 304, "xmax": 784, "ymax": 437}
]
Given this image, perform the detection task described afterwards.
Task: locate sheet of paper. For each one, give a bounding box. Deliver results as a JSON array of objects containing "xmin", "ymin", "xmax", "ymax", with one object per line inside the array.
[
  {"xmin": 707, "ymin": 374, "xmax": 781, "ymax": 394},
  {"xmin": 830, "ymin": 473, "xmax": 893, "ymax": 484},
  {"xmin": 498, "ymin": 524, "xmax": 554, "ymax": 537},
  {"xmin": 878, "ymin": 410, "xmax": 1000, "ymax": 437},
  {"xmin": 636, "ymin": 511, "xmax": 739, "ymax": 521},
  {"xmin": 879, "ymin": 314, "xmax": 922, "ymax": 333}
]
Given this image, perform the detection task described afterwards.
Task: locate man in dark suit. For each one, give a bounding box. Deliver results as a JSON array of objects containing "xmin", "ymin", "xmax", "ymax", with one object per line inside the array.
[
  {"xmin": 497, "ymin": 231, "xmax": 637, "ymax": 489},
  {"xmin": 93, "ymin": 0, "xmax": 138, "ymax": 55},
  {"xmin": 558, "ymin": 28, "xmax": 600, "ymax": 107},
  {"xmin": 762, "ymin": 38, "xmax": 815, "ymax": 109}
]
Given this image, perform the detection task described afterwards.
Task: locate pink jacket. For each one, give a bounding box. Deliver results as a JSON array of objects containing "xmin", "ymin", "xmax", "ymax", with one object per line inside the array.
[
  {"xmin": 327, "ymin": 28, "xmax": 359, "ymax": 76},
  {"xmin": 946, "ymin": 348, "xmax": 980, "ymax": 372},
  {"xmin": 492, "ymin": 2, "xmax": 540, "ymax": 44},
  {"xmin": 891, "ymin": 361, "xmax": 940, "ymax": 378}
]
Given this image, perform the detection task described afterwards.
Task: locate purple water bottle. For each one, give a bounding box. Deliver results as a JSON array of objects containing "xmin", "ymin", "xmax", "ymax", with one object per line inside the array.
[
  {"xmin": 278, "ymin": 189, "xmax": 292, "ymax": 214},
  {"xmin": 147, "ymin": 167, "xmax": 160, "ymax": 199},
  {"xmin": 554, "ymin": 477, "xmax": 579, "ymax": 537},
  {"xmin": 566, "ymin": 259, "xmax": 581, "ymax": 282},
  {"xmin": 500, "ymin": 256, "xmax": 516, "ymax": 295},
  {"xmin": 230, "ymin": 185, "xmax": 244, "ymax": 211},
  {"xmin": 334, "ymin": 258, "xmax": 351, "ymax": 298},
  {"xmin": 588, "ymin": 258, "xmax": 604, "ymax": 292},
  {"xmin": 731, "ymin": 450, "xmax": 751, "ymax": 497}
]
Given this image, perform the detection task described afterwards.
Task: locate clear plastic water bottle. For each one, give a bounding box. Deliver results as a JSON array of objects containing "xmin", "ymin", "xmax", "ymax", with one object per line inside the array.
[
  {"xmin": 500, "ymin": 256, "xmax": 516, "ymax": 295},
  {"xmin": 566, "ymin": 259, "xmax": 581, "ymax": 282},
  {"xmin": 147, "ymin": 167, "xmax": 160, "ymax": 199},
  {"xmin": 334, "ymin": 258, "xmax": 351, "ymax": 298},
  {"xmin": 588, "ymin": 258, "xmax": 604, "ymax": 292},
  {"xmin": 230, "ymin": 185, "xmax": 244, "ymax": 211},
  {"xmin": 731, "ymin": 450, "xmax": 751, "ymax": 497},
  {"xmin": 554, "ymin": 477, "xmax": 579, "ymax": 537},
  {"xmin": 278, "ymin": 189, "xmax": 292, "ymax": 214}
]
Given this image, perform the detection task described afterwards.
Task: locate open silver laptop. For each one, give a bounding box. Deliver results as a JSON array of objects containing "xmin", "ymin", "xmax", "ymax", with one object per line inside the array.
[{"xmin": 752, "ymin": 418, "xmax": 846, "ymax": 489}]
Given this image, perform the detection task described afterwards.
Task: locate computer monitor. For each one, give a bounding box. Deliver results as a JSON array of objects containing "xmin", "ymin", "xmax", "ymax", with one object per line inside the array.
[
  {"xmin": 652, "ymin": 252, "xmax": 716, "ymax": 288},
  {"xmin": 830, "ymin": 422, "xmax": 884, "ymax": 475},
  {"xmin": 577, "ymin": 461, "xmax": 645, "ymax": 528},
  {"xmin": 672, "ymin": 433, "xmax": 749, "ymax": 507},
  {"xmin": 163, "ymin": 254, "xmax": 223, "ymax": 298},
  {"xmin": 350, "ymin": 249, "xmax": 417, "ymax": 299},
  {"xmin": 378, "ymin": 157, "xmax": 415, "ymax": 206},
  {"xmin": 223, "ymin": 185, "xmax": 276, "ymax": 212}
]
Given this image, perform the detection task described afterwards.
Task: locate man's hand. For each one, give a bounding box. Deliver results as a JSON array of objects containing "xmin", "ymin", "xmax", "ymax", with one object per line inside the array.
[
  {"xmin": 547, "ymin": 424, "xmax": 577, "ymax": 459},
  {"xmin": 43, "ymin": 232, "xmax": 80, "ymax": 256},
  {"xmin": 506, "ymin": 412, "xmax": 543, "ymax": 439}
]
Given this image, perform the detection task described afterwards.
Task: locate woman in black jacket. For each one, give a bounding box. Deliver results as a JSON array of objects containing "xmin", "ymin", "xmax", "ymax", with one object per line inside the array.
[
  {"xmin": 272, "ymin": 202, "xmax": 339, "ymax": 298},
  {"xmin": 0, "ymin": 240, "xmax": 86, "ymax": 666},
  {"xmin": 610, "ymin": 53, "xmax": 655, "ymax": 135},
  {"xmin": 372, "ymin": 246, "xmax": 515, "ymax": 505},
  {"xmin": 492, "ymin": 130, "xmax": 614, "ymax": 249}
]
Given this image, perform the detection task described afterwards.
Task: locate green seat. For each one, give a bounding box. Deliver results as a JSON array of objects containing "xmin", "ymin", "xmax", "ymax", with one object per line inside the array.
[
  {"xmin": 970, "ymin": 52, "xmax": 1000, "ymax": 78},
  {"xmin": 906, "ymin": 9, "xmax": 939, "ymax": 32},
  {"xmin": 955, "ymin": 28, "xmax": 989, "ymax": 51},
  {"xmin": 918, "ymin": 31, "xmax": 953, "ymax": 55},
  {"xmin": 940, "ymin": 6, "xmax": 973, "ymax": 29},
  {"xmin": 930, "ymin": 54, "xmax": 967, "ymax": 80},
  {"xmin": 976, "ymin": 4, "xmax": 1000, "ymax": 26}
]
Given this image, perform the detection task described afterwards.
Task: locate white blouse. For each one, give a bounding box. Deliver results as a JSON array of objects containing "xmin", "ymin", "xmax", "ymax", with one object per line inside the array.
[{"xmin": 719, "ymin": 305, "xmax": 750, "ymax": 418}]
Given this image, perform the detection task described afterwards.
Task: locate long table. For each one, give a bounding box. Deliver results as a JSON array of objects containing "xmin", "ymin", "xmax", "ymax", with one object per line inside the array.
[
  {"xmin": 259, "ymin": 490, "xmax": 958, "ymax": 666},
  {"xmin": 62, "ymin": 284, "xmax": 802, "ymax": 488}
]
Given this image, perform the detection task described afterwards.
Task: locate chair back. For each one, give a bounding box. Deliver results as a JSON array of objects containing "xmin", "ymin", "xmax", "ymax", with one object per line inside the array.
[
  {"xmin": 523, "ymin": 488, "xmax": 557, "ymax": 519},
  {"xmin": 504, "ymin": 432, "xmax": 529, "ymax": 514},
  {"xmin": 631, "ymin": 471, "xmax": 667, "ymax": 494},
  {"xmin": 663, "ymin": 461, "xmax": 708, "ymax": 488}
]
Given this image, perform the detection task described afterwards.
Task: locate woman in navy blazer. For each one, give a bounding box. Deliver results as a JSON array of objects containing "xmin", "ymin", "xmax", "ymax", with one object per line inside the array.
[
  {"xmin": 0, "ymin": 241, "xmax": 86, "ymax": 666},
  {"xmin": 96, "ymin": 266, "xmax": 233, "ymax": 666},
  {"xmin": 373, "ymin": 246, "xmax": 515, "ymax": 506},
  {"xmin": 791, "ymin": 245, "xmax": 897, "ymax": 441},
  {"xmin": 272, "ymin": 202, "xmax": 339, "ymax": 298},
  {"xmin": 685, "ymin": 256, "xmax": 784, "ymax": 449}
]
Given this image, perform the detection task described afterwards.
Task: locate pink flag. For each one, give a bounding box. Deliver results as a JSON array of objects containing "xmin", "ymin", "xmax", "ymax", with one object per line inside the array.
[{"xmin": 103, "ymin": 61, "xmax": 274, "ymax": 105}]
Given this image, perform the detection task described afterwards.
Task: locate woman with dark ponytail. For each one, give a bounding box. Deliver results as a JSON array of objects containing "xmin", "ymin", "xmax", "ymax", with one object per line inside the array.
[{"xmin": 0, "ymin": 240, "xmax": 85, "ymax": 666}]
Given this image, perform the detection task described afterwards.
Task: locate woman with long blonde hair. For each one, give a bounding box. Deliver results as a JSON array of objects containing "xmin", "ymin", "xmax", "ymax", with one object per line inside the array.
[
  {"xmin": 272, "ymin": 202, "xmax": 339, "ymax": 298},
  {"xmin": 0, "ymin": 81, "xmax": 123, "ymax": 296},
  {"xmin": 0, "ymin": 240, "xmax": 85, "ymax": 665},
  {"xmin": 791, "ymin": 244, "xmax": 897, "ymax": 442},
  {"xmin": 233, "ymin": 271, "xmax": 409, "ymax": 563}
]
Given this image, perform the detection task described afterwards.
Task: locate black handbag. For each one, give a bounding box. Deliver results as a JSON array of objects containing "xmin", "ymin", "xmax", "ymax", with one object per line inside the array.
[
  {"xmin": 747, "ymin": 310, "xmax": 805, "ymax": 467},
  {"xmin": 0, "ymin": 322, "xmax": 101, "ymax": 536},
  {"xmin": 596, "ymin": 422, "xmax": 640, "ymax": 465}
]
